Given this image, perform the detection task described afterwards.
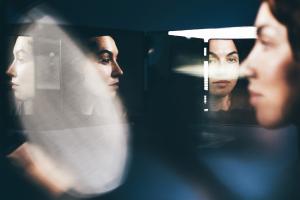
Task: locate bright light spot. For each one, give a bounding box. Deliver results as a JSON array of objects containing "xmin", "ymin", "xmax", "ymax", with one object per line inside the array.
[{"xmin": 168, "ymin": 27, "xmax": 257, "ymax": 42}]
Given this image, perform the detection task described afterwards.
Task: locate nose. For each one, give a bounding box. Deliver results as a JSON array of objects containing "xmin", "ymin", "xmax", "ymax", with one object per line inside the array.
[
  {"xmin": 239, "ymin": 60, "xmax": 254, "ymax": 78},
  {"xmin": 6, "ymin": 62, "xmax": 16, "ymax": 78},
  {"xmin": 111, "ymin": 61, "xmax": 123, "ymax": 78},
  {"xmin": 239, "ymin": 51, "xmax": 257, "ymax": 79},
  {"xmin": 211, "ymin": 61, "xmax": 231, "ymax": 78}
]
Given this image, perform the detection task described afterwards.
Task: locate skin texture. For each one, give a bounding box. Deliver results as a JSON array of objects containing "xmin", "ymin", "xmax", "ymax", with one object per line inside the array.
[
  {"xmin": 6, "ymin": 37, "xmax": 71, "ymax": 195},
  {"xmin": 5, "ymin": 37, "xmax": 76, "ymax": 196},
  {"xmin": 6, "ymin": 37, "xmax": 35, "ymax": 101},
  {"xmin": 90, "ymin": 36, "xmax": 123, "ymax": 97},
  {"xmin": 4, "ymin": 36, "xmax": 126, "ymax": 196},
  {"xmin": 208, "ymin": 39, "xmax": 239, "ymax": 111},
  {"xmin": 8, "ymin": 143, "xmax": 71, "ymax": 196},
  {"xmin": 241, "ymin": 2, "xmax": 294, "ymax": 128}
]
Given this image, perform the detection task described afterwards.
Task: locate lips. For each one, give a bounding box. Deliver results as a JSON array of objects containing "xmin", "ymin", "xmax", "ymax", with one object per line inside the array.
[
  {"xmin": 109, "ymin": 82, "xmax": 119, "ymax": 90},
  {"xmin": 249, "ymin": 88, "xmax": 263, "ymax": 106},
  {"xmin": 212, "ymin": 80, "xmax": 230, "ymax": 88},
  {"xmin": 10, "ymin": 82, "xmax": 18, "ymax": 90},
  {"xmin": 213, "ymin": 80, "xmax": 230, "ymax": 84}
]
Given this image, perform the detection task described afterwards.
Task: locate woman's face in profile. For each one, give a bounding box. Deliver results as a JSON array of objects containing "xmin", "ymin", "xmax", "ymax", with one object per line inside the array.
[
  {"xmin": 242, "ymin": 2, "xmax": 294, "ymax": 128},
  {"xmin": 6, "ymin": 36, "xmax": 35, "ymax": 101},
  {"xmin": 91, "ymin": 36, "xmax": 123, "ymax": 97},
  {"xmin": 209, "ymin": 39, "xmax": 239, "ymax": 97}
]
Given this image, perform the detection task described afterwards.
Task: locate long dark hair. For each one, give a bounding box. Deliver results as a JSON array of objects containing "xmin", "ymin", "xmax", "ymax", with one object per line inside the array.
[
  {"xmin": 264, "ymin": 0, "xmax": 300, "ymax": 123},
  {"xmin": 265, "ymin": 0, "xmax": 300, "ymax": 61}
]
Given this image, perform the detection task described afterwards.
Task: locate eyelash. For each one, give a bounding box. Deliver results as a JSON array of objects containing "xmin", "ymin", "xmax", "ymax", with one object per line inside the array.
[
  {"xmin": 209, "ymin": 57, "xmax": 218, "ymax": 63},
  {"xmin": 98, "ymin": 58, "xmax": 112, "ymax": 65},
  {"xmin": 15, "ymin": 57, "xmax": 25, "ymax": 63},
  {"xmin": 259, "ymin": 39, "xmax": 274, "ymax": 50},
  {"xmin": 209, "ymin": 57, "xmax": 238, "ymax": 64},
  {"xmin": 227, "ymin": 57, "xmax": 238, "ymax": 63}
]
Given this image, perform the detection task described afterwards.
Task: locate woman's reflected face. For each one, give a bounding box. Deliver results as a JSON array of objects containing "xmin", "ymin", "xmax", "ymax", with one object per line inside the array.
[
  {"xmin": 6, "ymin": 36, "xmax": 35, "ymax": 101},
  {"xmin": 209, "ymin": 39, "xmax": 239, "ymax": 97},
  {"xmin": 242, "ymin": 2, "xmax": 294, "ymax": 128},
  {"xmin": 92, "ymin": 36, "xmax": 123, "ymax": 97}
]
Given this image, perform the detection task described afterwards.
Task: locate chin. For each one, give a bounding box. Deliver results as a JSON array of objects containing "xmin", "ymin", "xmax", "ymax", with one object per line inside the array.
[
  {"xmin": 256, "ymin": 111, "xmax": 289, "ymax": 129},
  {"xmin": 211, "ymin": 92, "xmax": 230, "ymax": 98},
  {"xmin": 14, "ymin": 93, "xmax": 25, "ymax": 101},
  {"xmin": 110, "ymin": 90, "xmax": 117, "ymax": 98}
]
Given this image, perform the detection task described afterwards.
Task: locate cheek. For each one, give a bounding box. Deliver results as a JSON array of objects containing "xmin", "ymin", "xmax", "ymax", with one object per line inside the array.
[
  {"xmin": 264, "ymin": 55, "xmax": 292, "ymax": 102},
  {"xmin": 208, "ymin": 79, "xmax": 216, "ymax": 92},
  {"xmin": 226, "ymin": 64, "xmax": 239, "ymax": 79},
  {"xmin": 229, "ymin": 79, "xmax": 237, "ymax": 89},
  {"xmin": 228, "ymin": 79, "xmax": 237, "ymax": 93},
  {"xmin": 209, "ymin": 64, "xmax": 239, "ymax": 80},
  {"xmin": 225, "ymin": 81, "xmax": 237, "ymax": 93},
  {"xmin": 256, "ymin": 56, "xmax": 293, "ymax": 127},
  {"xmin": 16, "ymin": 62, "xmax": 35, "ymax": 86},
  {"xmin": 14, "ymin": 63, "xmax": 35, "ymax": 100},
  {"xmin": 97, "ymin": 65, "xmax": 112, "ymax": 80},
  {"xmin": 256, "ymin": 100, "xmax": 289, "ymax": 128}
]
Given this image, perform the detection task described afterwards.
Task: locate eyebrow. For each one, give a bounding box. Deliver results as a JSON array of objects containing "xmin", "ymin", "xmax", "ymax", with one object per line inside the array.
[
  {"xmin": 96, "ymin": 49, "xmax": 115, "ymax": 58},
  {"xmin": 15, "ymin": 49, "xmax": 27, "ymax": 56},
  {"xmin": 208, "ymin": 52, "xmax": 218, "ymax": 57},
  {"xmin": 227, "ymin": 51, "xmax": 238, "ymax": 56},
  {"xmin": 257, "ymin": 25, "xmax": 280, "ymax": 37},
  {"xmin": 208, "ymin": 51, "xmax": 238, "ymax": 57}
]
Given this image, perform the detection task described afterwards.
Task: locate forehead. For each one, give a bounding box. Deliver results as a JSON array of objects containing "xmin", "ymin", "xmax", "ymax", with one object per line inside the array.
[
  {"xmin": 255, "ymin": 2, "xmax": 284, "ymax": 30},
  {"xmin": 209, "ymin": 39, "xmax": 237, "ymax": 56},
  {"xmin": 94, "ymin": 36, "xmax": 118, "ymax": 54},
  {"xmin": 14, "ymin": 36, "xmax": 33, "ymax": 53}
]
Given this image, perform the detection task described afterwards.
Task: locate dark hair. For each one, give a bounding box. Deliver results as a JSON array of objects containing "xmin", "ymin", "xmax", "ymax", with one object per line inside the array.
[
  {"xmin": 265, "ymin": 0, "xmax": 300, "ymax": 61},
  {"xmin": 265, "ymin": 0, "xmax": 300, "ymax": 124}
]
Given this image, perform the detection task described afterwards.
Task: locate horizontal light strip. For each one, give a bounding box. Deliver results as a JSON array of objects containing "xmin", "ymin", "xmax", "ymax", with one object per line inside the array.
[{"xmin": 169, "ymin": 26, "xmax": 256, "ymax": 42}]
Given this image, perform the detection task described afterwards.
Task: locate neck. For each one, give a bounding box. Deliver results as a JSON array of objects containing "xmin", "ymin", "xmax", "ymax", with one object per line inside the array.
[{"xmin": 209, "ymin": 95, "xmax": 231, "ymax": 112}]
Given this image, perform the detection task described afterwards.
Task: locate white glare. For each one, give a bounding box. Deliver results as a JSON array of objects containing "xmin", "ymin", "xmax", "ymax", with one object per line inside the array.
[
  {"xmin": 168, "ymin": 27, "xmax": 257, "ymax": 42},
  {"xmin": 10, "ymin": 8, "xmax": 129, "ymax": 198}
]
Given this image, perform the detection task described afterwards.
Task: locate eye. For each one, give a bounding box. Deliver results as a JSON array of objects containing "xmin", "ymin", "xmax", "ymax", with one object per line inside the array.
[
  {"xmin": 259, "ymin": 37, "xmax": 274, "ymax": 51},
  {"xmin": 14, "ymin": 56, "xmax": 26, "ymax": 64},
  {"xmin": 227, "ymin": 56, "xmax": 238, "ymax": 63},
  {"xmin": 96, "ymin": 53, "xmax": 113, "ymax": 65},
  {"xmin": 98, "ymin": 58, "xmax": 111, "ymax": 65},
  {"xmin": 209, "ymin": 56, "xmax": 218, "ymax": 64},
  {"xmin": 17, "ymin": 57, "xmax": 25, "ymax": 62},
  {"xmin": 15, "ymin": 53, "xmax": 26, "ymax": 63}
]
